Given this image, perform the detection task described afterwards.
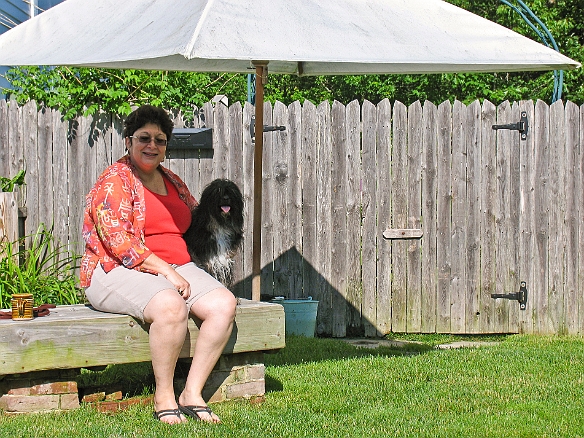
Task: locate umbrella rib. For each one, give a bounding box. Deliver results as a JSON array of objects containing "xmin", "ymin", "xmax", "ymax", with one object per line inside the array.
[{"xmin": 185, "ymin": 0, "xmax": 217, "ymax": 58}]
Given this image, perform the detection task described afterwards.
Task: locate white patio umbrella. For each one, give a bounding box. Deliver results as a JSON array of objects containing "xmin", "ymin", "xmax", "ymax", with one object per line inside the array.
[{"xmin": 0, "ymin": 0, "xmax": 578, "ymax": 300}]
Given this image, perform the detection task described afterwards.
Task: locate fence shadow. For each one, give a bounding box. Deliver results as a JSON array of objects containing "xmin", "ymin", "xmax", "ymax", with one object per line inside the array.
[{"xmin": 233, "ymin": 246, "xmax": 376, "ymax": 338}]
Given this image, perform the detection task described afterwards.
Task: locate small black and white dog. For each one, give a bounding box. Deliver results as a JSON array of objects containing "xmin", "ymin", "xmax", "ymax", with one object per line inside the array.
[{"xmin": 183, "ymin": 179, "xmax": 244, "ymax": 288}]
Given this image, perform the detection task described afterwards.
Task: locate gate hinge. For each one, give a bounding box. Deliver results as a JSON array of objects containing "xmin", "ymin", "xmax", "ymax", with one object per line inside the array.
[
  {"xmin": 250, "ymin": 116, "xmax": 286, "ymax": 140},
  {"xmin": 492, "ymin": 111, "xmax": 528, "ymax": 140},
  {"xmin": 491, "ymin": 281, "xmax": 527, "ymax": 310}
]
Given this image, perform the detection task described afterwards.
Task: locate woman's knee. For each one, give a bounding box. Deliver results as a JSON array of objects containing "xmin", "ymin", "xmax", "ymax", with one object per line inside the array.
[
  {"xmin": 192, "ymin": 288, "xmax": 237, "ymax": 321},
  {"xmin": 144, "ymin": 289, "xmax": 189, "ymax": 324}
]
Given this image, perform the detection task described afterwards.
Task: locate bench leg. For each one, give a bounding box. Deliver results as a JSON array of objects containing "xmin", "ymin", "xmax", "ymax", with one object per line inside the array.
[{"xmin": 175, "ymin": 351, "xmax": 265, "ymax": 403}]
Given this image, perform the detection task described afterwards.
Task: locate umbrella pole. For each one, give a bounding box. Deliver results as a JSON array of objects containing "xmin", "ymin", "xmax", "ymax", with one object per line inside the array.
[{"xmin": 252, "ymin": 61, "xmax": 268, "ymax": 301}]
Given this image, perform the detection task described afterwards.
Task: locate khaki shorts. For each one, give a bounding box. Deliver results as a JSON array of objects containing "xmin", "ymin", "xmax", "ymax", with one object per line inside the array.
[{"xmin": 85, "ymin": 262, "xmax": 224, "ymax": 322}]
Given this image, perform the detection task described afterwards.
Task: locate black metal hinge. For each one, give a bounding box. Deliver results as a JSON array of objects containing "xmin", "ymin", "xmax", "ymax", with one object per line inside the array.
[
  {"xmin": 491, "ymin": 281, "xmax": 528, "ymax": 310},
  {"xmin": 492, "ymin": 111, "xmax": 528, "ymax": 140},
  {"xmin": 250, "ymin": 116, "xmax": 286, "ymax": 139}
]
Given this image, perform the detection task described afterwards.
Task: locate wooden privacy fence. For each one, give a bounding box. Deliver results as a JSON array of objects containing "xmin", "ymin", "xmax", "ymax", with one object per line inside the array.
[{"xmin": 0, "ymin": 98, "xmax": 582, "ymax": 337}]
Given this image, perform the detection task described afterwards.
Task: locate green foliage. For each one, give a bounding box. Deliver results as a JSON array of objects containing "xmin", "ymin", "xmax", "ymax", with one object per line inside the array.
[
  {"xmin": 0, "ymin": 224, "xmax": 82, "ymax": 308},
  {"xmin": 0, "ymin": 169, "xmax": 25, "ymax": 192},
  {"xmin": 1, "ymin": 1, "xmax": 582, "ymax": 116}
]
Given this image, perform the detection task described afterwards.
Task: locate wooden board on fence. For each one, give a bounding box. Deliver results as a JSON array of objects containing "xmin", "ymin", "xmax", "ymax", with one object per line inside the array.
[{"xmin": 0, "ymin": 192, "xmax": 18, "ymax": 245}]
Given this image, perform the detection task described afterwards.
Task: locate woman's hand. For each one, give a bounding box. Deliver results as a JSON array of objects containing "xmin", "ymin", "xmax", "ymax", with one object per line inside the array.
[
  {"xmin": 141, "ymin": 253, "xmax": 191, "ymax": 300},
  {"xmin": 163, "ymin": 268, "xmax": 191, "ymax": 300}
]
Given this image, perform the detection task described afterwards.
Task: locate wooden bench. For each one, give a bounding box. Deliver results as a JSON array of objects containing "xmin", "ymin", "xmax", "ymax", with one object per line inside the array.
[{"xmin": 0, "ymin": 299, "xmax": 285, "ymax": 414}]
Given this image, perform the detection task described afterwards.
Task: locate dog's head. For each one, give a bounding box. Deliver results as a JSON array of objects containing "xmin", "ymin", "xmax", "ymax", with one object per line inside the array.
[{"xmin": 198, "ymin": 179, "xmax": 244, "ymax": 226}]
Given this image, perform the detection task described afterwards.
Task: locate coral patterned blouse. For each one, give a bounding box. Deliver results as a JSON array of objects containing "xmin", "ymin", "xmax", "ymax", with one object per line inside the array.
[{"xmin": 79, "ymin": 155, "xmax": 197, "ymax": 287}]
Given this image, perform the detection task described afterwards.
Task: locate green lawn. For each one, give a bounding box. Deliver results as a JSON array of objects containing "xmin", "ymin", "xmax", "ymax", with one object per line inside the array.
[{"xmin": 1, "ymin": 334, "xmax": 583, "ymax": 437}]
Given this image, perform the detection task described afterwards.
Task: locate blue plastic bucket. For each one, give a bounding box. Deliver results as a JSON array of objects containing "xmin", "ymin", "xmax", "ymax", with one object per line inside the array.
[{"xmin": 272, "ymin": 297, "xmax": 319, "ymax": 337}]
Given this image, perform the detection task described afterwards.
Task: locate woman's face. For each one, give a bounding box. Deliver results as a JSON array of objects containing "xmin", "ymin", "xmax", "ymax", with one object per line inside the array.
[{"xmin": 125, "ymin": 123, "xmax": 168, "ymax": 174}]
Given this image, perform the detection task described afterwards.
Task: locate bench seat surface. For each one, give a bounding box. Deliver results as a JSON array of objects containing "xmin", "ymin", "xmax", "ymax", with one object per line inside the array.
[{"xmin": 0, "ymin": 300, "xmax": 284, "ymax": 375}]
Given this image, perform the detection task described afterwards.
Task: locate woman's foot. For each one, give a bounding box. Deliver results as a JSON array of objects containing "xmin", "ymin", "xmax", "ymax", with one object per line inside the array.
[
  {"xmin": 178, "ymin": 392, "xmax": 221, "ymax": 423},
  {"xmin": 153, "ymin": 399, "xmax": 187, "ymax": 424}
]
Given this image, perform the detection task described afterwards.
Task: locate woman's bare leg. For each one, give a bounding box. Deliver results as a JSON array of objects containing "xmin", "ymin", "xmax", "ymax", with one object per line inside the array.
[
  {"xmin": 178, "ymin": 287, "xmax": 237, "ymax": 423},
  {"xmin": 143, "ymin": 289, "xmax": 189, "ymax": 424}
]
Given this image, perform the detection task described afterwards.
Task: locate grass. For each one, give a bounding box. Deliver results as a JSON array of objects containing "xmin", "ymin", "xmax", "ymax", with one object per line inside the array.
[{"xmin": 1, "ymin": 334, "xmax": 584, "ymax": 437}]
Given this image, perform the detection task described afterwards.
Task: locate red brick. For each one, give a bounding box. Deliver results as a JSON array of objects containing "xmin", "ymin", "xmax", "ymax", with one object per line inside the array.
[
  {"xmin": 246, "ymin": 364, "xmax": 265, "ymax": 381},
  {"xmin": 0, "ymin": 394, "xmax": 60, "ymax": 412},
  {"xmin": 6, "ymin": 387, "xmax": 31, "ymax": 396},
  {"xmin": 60, "ymin": 394, "xmax": 80, "ymax": 410},
  {"xmin": 95, "ymin": 401, "xmax": 121, "ymax": 414},
  {"xmin": 82, "ymin": 392, "xmax": 106, "ymax": 403},
  {"xmin": 31, "ymin": 381, "xmax": 77, "ymax": 395},
  {"xmin": 105, "ymin": 391, "xmax": 123, "ymax": 401},
  {"xmin": 225, "ymin": 380, "xmax": 265, "ymax": 400}
]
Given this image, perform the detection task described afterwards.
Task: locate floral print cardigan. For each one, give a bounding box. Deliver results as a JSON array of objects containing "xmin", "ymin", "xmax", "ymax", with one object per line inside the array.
[{"xmin": 79, "ymin": 155, "xmax": 197, "ymax": 288}]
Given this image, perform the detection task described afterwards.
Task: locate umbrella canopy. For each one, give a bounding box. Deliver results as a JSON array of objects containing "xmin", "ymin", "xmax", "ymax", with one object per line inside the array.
[
  {"xmin": 0, "ymin": 0, "xmax": 578, "ymax": 73},
  {"xmin": 0, "ymin": 0, "xmax": 579, "ymax": 300}
]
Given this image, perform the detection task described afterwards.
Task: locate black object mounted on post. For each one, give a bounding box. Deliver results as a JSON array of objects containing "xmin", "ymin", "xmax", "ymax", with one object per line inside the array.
[
  {"xmin": 492, "ymin": 111, "xmax": 529, "ymax": 140},
  {"xmin": 249, "ymin": 116, "xmax": 286, "ymax": 141},
  {"xmin": 168, "ymin": 128, "xmax": 213, "ymax": 149},
  {"xmin": 491, "ymin": 281, "xmax": 528, "ymax": 310}
]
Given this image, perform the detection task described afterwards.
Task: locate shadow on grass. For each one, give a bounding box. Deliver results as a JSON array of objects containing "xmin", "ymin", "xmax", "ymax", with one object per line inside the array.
[{"xmin": 264, "ymin": 335, "xmax": 435, "ymax": 368}]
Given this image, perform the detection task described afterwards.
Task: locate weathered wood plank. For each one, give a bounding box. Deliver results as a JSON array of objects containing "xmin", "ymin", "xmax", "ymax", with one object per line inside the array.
[
  {"xmin": 261, "ymin": 101, "xmax": 275, "ymax": 299},
  {"xmin": 406, "ymin": 101, "xmax": 423, "ymax": 333},
  {"xmin": 383, "ymin": 229, "xmax": 423, "ymax": 240},
  {"xmin": 507, "ymin": 101, "xmax": 522, "ymax": 333},
  {"xmin": 8, "ymin": 101, "xmax": 24, "ymax": 212},
  {"xmin": 286, "ymin": 101, "xmax": 303, "ymax": 300},
  {"xmin": 22, "ymin": 101, "xmax": 39, "ymax": 239},
  {"xmin": 0, "ymin": 100, "xmax": 8, "ymax": 178},
  {"xmin": 548, "ymin": 100, "xmax": 566, "ymax": 334},
  {"xmin": 37, "ymin": 107, "xmax": 54, "ymax": 231},
  {"xmin": 494, "ymin": 101, "xmax": 512, "ymax": 333},
  {"xmin": 421, "ymin": 100, "xmax": 437, "ymax": 333},
  {"xmin": 533, "ymin": 99, "xmax": 550, "ymax": 334},
  {"xmin": 376, "ymin": 99, "xmax": 392, "ymax": 335},
  {"xmin": 331, "ymin": 100, "xmax": 347, "ymax": 337},
  {"xmin": 436, "ymin": 101, "xmax": 452, "ymax": 333},
  {"xmin": 345, "ymin": 100, "xmax": 362, "ymax": 333},
  {"xmin": 0, "ymin": 301, "xmax": 285, "ymax": 375},
  {"xmin": 301, "ymin": 100, "xmax": 318, "ymax": 314},
  {"xmin": 564, "ymin": 101, "xmax": 579, "ymax": 334},
  {"xmin": 391, "ymin": 100, "xmax": 408, "ymax": 333},
  {"xmin": 315, "ymin": 101, "xmax": 332, "ymax": 335},
  {"xmin": 52, "ymin": 110, "xmax": 70, "ymax": 249},
  {"xmin": 228, "ymin": 101, "xmax": 245, "ymax": 296},
  {"xmin": 272, "ymin": 101, "xmax": 293, "ymax": 300},
  {"xmin": 0, "ymin": 192, "xmax": 18, "ymax": 245},
  {"xmin": 480, "ymin": 100, "xmax": 497, "ymax": 333},
  {"xmin": 450, "ymin": 100, "xmax": 467, "ymax": 334},
  {"xmin": 465, "ymin": 100, "xmax": 482, "ymax": 333},
  {"xmin": 518, "ymin": 101, "xmax": 535, "ymax": 334},
  {"xmin": 361, "ymin": 100, "xmax": 377, "ymax": 336},
  {"xmin": 240, "ymin": 102, "xmax": 255, "ymax": 299},
  {"xmin": 579, "ymin": 104, "xmax": 584, "ymax": 334}
]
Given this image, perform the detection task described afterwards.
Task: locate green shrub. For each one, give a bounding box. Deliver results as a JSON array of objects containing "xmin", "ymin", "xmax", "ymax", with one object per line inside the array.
[{"xmin": 0, "ymin": 224, "xmax": 83, "ymax": 308}]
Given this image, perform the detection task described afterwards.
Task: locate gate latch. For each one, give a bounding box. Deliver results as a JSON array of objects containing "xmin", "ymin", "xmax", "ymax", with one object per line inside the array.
[
  {"xmin": 492, "ymin": 111, "xmax": 528, "ymax": 140},
  {"xmin": 491, "ymin": 281, "xmax": 527, "ymax": 310}
]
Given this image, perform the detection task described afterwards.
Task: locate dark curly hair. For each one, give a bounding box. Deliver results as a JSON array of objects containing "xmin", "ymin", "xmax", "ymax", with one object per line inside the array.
[{"xmin": 122, "ymin": 105, "xmax": 174, "ymax": 140}]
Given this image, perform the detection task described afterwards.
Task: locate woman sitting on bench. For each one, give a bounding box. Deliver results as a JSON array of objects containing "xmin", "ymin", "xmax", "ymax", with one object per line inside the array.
[{"xmin": 80, "ymin": 105, "xmax": 236, "ymax": 425}]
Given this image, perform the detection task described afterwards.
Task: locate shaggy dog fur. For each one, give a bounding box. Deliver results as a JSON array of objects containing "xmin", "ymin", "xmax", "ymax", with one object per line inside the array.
[{"xmin": 183, "ymin": 179, "xmax": 244, "ymax": 288}]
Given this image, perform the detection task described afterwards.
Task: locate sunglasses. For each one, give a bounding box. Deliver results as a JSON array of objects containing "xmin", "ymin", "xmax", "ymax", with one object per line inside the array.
[{"xmin": 130, "ymin": 134, "xmax": 168, "ymax": 147}]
